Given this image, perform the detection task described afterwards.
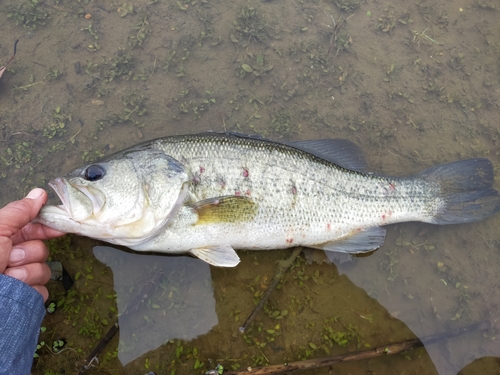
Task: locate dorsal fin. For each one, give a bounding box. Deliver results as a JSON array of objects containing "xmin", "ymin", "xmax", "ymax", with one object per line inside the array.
[{"xmin": 289, "ymin": 139, "xmax": 369, "ymax": 172}]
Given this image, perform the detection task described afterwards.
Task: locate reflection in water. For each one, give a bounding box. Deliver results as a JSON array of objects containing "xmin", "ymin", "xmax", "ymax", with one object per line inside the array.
[
  {"xmin": 332, "ymin": 221, "xmax": 500, "ymax": 375},
  {"xmin": 93, "ymin": 246, "xmax": 218, "ymax": 366}
]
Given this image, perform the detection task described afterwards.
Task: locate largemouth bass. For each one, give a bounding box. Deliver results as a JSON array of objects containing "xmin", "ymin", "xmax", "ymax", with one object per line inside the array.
[{"xmin": 36, "ymin": 133, "xmax": 500, "ymax": 266}]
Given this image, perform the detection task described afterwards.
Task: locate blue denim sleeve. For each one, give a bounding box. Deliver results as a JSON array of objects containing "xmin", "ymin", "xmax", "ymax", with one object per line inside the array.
[{"xmin": 0, "ymin": 274, "xmax": 46, "ymax": 375}]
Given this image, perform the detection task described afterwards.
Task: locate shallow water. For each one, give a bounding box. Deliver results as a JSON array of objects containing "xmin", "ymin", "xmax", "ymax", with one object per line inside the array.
[{"xmin": 0, "ymin": 0, "xmax": 499, "ymax": 374}]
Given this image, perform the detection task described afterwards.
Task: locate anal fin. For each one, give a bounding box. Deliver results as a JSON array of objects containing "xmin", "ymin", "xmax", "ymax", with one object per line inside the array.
[
  {"xmin": 189, "ymin": 245, "xmax": 240, "ymax": 267},
  {"xmin": 308, "ymin": 227, "xmax": 386, "ymax": 257}
]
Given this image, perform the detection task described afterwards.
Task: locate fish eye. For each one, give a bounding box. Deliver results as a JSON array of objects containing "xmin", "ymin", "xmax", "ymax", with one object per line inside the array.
[{"xmin": 84, "ymin": 165, "xmax": 105, "ymax": 181}]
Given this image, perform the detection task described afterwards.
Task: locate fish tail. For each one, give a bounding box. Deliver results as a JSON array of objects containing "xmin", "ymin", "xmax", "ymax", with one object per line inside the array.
[{"xmin": 419, "ymin": 158, "xmax": 500, "ymax": 224}]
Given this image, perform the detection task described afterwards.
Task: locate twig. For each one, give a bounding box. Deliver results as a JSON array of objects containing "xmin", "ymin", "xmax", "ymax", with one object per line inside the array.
[
  {"xmin": 145, "ymin": 53, "xmax": 157, "ymax": 87},
  {"xmin": 226, "ymin": 320, "xmax": 493, "ymax": 375},
  {"xmin": 0, "ymin": 40, "xmax": 19, "ymax": 79},
  {"xmin": 76, "ymin": 323, "xmax": 119, "ymax": 375},
  {"xmin": 244, "ymin": 107, "xmax": 261, "ymax": 124},
  {"xmin": 239, "ymin": 247, "xmax": 303, "ymax": 333},
  {"xmin": 67, "ymin": 128, "xmax": 82, "ymax": 144},
  {"xmin": 12, "ymin": 81, "xmax": 43, "ymax": 90}
]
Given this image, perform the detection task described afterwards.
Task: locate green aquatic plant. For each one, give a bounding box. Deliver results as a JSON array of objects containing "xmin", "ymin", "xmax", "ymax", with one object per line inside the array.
[
  {"xmin": 42, "ymin": 107, "xmax": 70, "ymax": 139},
  {"xmin": 33, "ymin": 340, "xmax": 45, "ymax": 358},
  {"xmin": 7, "ymin": 0, "xmax": 50, "ymax": 30},
  {"xmin": 82, "ymin": 149, "xmax": 105, "ymax": 162},
  {"xmin": 81, "ymin": 21, "xmax": 99, "ymax": 40},
  {"xmin": 320, "ymin": 316, "xmax": 364, "ymax": 353},
  {"xmin": 163, "ymin": 49, "xmax": 189, "ymax": 74},
  {"xmin": 376, "ymin": 6, "xmax": 397, "ymax": 33},
  {"xmin": 44, "ymin": 68, "xmax": 63, "ymax": 81},
  {"xmin": 104, "ymin": 49, "xmax": 135, "ymax": 82},
  {"xmin": 269, "ymin": 110, "xmax": 296, "ymax": 138},
  {"xmin": 335, "ymin": 0, "xmax": 364, "ymax": 12},
  {"xmin": 238, "ymin": 53, "xmax": 273, "ymax": 79},
  {"xmin": 94, "ymin": 92, "xmax": 148, "ymax": 132},
  {"xmin": 129, "ymin": 14, "xmax": 151, "ymax": 48},
  {"xmin": 232, "ymin": 6, "xmax": 268, "ymax": 44},
  {"xmin": 123, "ymin": 92, "xmax": 148, "ymax": 119},
  {"xmin": 1, "ymin": 141, "xmax": 37, "ymax": 169}
]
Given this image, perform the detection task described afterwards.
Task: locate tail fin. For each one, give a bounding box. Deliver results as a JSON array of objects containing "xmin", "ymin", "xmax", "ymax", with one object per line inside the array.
[{"xmin": 420, "ymin": 158, "xmax": 500, "ymax": 224}]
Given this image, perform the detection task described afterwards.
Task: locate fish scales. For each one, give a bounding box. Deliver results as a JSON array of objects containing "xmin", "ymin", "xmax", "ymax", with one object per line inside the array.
[{"xmin": 132, "ymin": 134, "xmax": 439, "ymax": 252}]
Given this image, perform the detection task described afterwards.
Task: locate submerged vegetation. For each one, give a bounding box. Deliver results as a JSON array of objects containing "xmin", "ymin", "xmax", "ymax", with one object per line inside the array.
[{"xmin": 7, "ymin": 0, "xmax": 50, "ymax": 30}]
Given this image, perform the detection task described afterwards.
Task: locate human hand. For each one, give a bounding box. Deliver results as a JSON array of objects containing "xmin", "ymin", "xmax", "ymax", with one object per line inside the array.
[{"xmin": 0, "ymin": 188, "xmax": 65, "ymax": 302}]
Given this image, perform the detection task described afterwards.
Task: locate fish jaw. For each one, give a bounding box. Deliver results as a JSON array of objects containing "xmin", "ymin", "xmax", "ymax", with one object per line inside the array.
[
  {"xmin": 49, "ymin": 177, "xmax": 96, "ymax": 221},
  {"xmin": 36, "ymin": 203, "xmax": 148, "ymax": 244},
  {"xmin": 37, "ymin": 204, "xmax": 86, "ymax": 233}
]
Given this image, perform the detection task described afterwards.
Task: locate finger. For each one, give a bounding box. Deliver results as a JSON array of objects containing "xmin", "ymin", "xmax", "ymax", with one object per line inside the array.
[
  {"xmin": 32, "ymin": 285, "xmax": 49, "ymax": 302},
  {"xmin": 0, "ymin": 188, "xmax": 47, "ymax": 238},
  {"xmin": 0, "ymin": 236, "xmax": 12, "ymax": 273},
  {"xmin": 11, "ymin": 222, "xmax": 66, "ymax": 245},
  {"xmin": 4, "ymin": 262, "xmax": 51, "ymax": 289},
  {"xmin": 8, "ymin": 240, "xmax": 49, "ymax": 267}
]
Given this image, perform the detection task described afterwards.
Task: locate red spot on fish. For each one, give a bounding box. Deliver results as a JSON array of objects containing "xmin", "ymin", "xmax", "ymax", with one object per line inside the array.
[
  {"xmin": 389, "ymin": 183, "xmax": 395, "ymax": 192},
  {"xmin": 242, "ymin": 168, "xmax": 249, "ymax": 178},
  {"xmin": 382, "ymin": 210, "xmax": 393, "ymax": 222},
  {"xmin": 235, "ymin": 191, "xmax": 241, "ymax": 196},
  {"xmin": 245, "ymin": 190, "xmax": 251, "ymax": 196},
  {"xmin": 192, "ymin": 175, "xmax": 201, "ymax": 185},
  {"xmin": 199, "ymin": 166, "xmax": 205, "ymax": 174},
  {"xmin": 286, "ymin": 238, "xmax": 294, "ymax": 244},
  {"xmin": 327, "ymin": 223, "xmax": 331, "ymax": 231},
  {"xmin": 291, "ymin": 185, "xmax": 297, "ymax": 195}
]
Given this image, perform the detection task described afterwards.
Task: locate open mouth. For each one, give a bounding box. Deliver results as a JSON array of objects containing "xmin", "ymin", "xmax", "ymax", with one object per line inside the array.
[
  {"xmin": 48, "ymin": 178, "xmax": 71, "ymax": 214},
  {"xmin": 47, "ymin": 177, "xmax": 101, "ymax": 221}
]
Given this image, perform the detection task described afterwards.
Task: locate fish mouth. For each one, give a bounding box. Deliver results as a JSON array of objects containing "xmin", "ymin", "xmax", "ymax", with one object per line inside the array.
[
  {"xmin": 36, "ymin": 178, "xmax": 92, "ymax": 232},
  {"xmin": 48, "ymin": 178, "xmax": 72, "ymax": 215},
  {"xmin": 48, "ymin": 177, "xmax": 102, "ymax": 221}
]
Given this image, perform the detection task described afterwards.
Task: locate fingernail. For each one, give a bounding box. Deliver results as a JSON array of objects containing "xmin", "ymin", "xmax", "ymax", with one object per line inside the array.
[
  {"xmin": 9, "ymin": 248, "xmax": 26, "ymax": 263},
  {"xmin": 6, "ymin": 268, "xmax": 27, "ymax": 281},
  {"xmin": 26, "ymin": 188, "xmax": 44, "ymax": 200}
]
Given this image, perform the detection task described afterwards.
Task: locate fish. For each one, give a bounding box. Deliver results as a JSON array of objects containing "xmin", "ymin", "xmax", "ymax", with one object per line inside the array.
[{"xmin": 36, "ymin": 133, "xmax": 500, "ymax": 267}]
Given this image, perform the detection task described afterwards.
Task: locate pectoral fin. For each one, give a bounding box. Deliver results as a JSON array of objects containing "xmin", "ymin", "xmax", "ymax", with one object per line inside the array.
[
  {"xmin": 309, "ymin": 227, "xmax": 386, "ymax": 255},
  {"xmin": 189, "ymin": 245, "xmax": 241, "ymax": 267},
  {"xmin": 189, "ymin": 196, "xmax": 257, "ymax": 225}
]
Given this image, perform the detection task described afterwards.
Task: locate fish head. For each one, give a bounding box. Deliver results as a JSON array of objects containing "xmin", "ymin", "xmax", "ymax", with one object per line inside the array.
[{"xmin": 37, "ymin": 149, "xmax": 189, "ymax": 246}]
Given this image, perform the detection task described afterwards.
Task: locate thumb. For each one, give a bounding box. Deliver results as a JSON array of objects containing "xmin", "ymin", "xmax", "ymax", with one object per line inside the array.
[{"xmin": 0, "ymin": 189, "xmax": 47, "ymax": 238}]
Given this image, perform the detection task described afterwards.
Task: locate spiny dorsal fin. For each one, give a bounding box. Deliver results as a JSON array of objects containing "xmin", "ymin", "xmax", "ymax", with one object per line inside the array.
[
  {"xmin": 289, "ymin": 139, "xmax": 369, "ymax": 172},
  {"xmin": 189, "ymin": 196, "xmax": 257, "ymax": 225}
]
